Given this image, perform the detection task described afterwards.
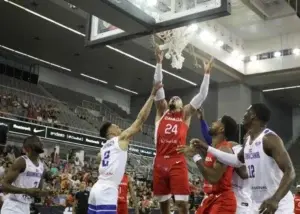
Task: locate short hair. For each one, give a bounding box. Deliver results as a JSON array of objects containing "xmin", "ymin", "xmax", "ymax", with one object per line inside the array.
[
  {"xmin": 251, "ymin": 103, "xmax": 271, "ymax": 123},
  {"xmin": 100, "ymin": 122, "xmax": 112, "ymax": 139},
  {"xmin": 23, "ymin": 135, "xmax": 40, "ymax": 148},
  {"xmin": 221, "ymin": 115, "xmax": 238, "ymax": 140}
]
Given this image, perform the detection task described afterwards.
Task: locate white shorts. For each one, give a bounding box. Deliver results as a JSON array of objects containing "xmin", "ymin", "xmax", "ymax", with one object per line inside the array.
[
  {"xmin": 1, "ymin": 198, "xmax": 30, "ymax": 214},
  {"xmin": 252, "ymin": 201, "xmax": 294, "ymax": 214},
  {"xmin": 88, "ymin": 182, "xmax": 118, "ymax": 214}
]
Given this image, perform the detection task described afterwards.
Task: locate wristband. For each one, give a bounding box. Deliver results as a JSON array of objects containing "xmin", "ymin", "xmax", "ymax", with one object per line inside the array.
[{"xmin": 193, "ymin": 154, "xmax": 202, "ymax": 163}]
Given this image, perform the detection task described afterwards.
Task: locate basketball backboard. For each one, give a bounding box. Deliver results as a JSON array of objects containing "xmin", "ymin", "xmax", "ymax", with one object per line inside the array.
[{"xmin": 85, "ymin": 0, "xmax": 230, "ymax": 47}]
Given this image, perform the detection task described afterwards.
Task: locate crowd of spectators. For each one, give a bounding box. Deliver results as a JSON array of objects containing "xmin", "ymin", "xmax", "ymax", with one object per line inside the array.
[{"xmin": 0, "ymin": 144, "xmax": 204, "ymax": 213}]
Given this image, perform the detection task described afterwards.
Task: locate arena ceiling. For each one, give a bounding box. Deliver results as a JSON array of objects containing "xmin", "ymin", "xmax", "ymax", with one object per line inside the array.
[{"xmin": 1, "ymin": 0, "xmax": 300, "ymax": 106}]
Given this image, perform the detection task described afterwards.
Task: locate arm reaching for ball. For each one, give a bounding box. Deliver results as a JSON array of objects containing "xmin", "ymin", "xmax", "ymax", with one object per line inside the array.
[
  {"xmin": 183, "ymin": 57, "xmax": 214, "ymax": 125},
  {"xmin": 154, "ymin": 48, "xmax": 168, "ymax": 120}
]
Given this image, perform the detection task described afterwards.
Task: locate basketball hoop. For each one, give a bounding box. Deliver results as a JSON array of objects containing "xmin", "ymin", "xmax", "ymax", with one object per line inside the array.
[{"xmin": 156, "ymin": 24, "xmax": 198, "ymax": 69}]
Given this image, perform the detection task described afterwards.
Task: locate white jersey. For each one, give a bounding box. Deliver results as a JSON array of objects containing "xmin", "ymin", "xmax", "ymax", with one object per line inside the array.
[
  {"xmin": 8, "ymin": 156, "xmax": 44, "ymax": 204},
  {"xmin": 231, "ymin": 145, "xmax": 252, "ymax": 211},
  {"xmin": 98, "ymin": 137, "xmax": 128, "ymax": 187},
  {"xmin": 244, "ymin": 129, "xmax": 293, "ymax": 209}
]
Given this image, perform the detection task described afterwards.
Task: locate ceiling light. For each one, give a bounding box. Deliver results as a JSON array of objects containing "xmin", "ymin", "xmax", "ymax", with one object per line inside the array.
[
  {"xmin": 4, "ymin": 0, "xmax": 85, "ymax": 37},
  {"xmin": 293, "ymin": 48, "xmax": 300, "ymax": 55},
  {"xmin": 187, "ymin": 24, "xmax": 198, "ymax": 33},
  {"xmin": 199, "ymin": 31, "xmax": 216, "ymax": 43},
  {"xmin": 147, "ymin": 0, "xmax": 157, "ymax": 6},
  {"xmin": 215, "ymin": 40, "xmax": 224, "ymax": 47},
  {"xmin": 106, "ymin": 45, "xmax": 197, "ymax": 86},
  {"xmin": 115, "ymin": 85, "xmax": 138, "ymax": 95},
  {"xmin": 238, "ymin": 54, "xmax": 245, "ymax": 60},
  {"xmin": 80, "ymin": 73, "xmax": 107, "ymax": 84},
  {"xmin": 231, "ymin": 50, "xmax": 239, "ymax": 57},
  {"xmin": 5, "ymin": 0, "xmax": 197, "ymax": 86},
  {"xmin": 262, "ymin": 85, "xmax": 300, "ymax": 92},
  {"xmin": 0, "ymin": 45, "xmax": 71, "ymax": 71},
  {"xmin": 250, "ymin": 55, "xmax": 257, "ymax": 61},
  {"xmin": 274, "ymin": 51, "xmax": 281, "ymax": 58}
]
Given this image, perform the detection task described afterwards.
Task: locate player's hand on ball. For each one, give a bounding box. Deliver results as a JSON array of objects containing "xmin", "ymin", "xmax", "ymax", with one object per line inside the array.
[
  {"xmin": 176, "ymin": 145, "xmax": 197, "ymax": 157},
  {"xmin": 203, "ymin": 57, "xmax": 214, "ymax": 74},
  {"xmin": 259, "ymin": 197, "xmax": 278, "ymax": 214},
  {"xmin": 155, "ymin": 47, "xmax": 164, "ymax": 63}
]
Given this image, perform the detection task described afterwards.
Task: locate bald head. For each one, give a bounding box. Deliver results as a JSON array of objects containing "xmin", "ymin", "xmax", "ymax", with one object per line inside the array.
[{"xmin": 23, "ymin": 135, "xmax": 44, "ymax": 155}]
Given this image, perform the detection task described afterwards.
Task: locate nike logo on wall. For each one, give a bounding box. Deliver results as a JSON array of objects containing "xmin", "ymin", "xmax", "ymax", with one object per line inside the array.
[{"xmin": 33, "ymin": 128, "xmax": 45, "ymax": 133}]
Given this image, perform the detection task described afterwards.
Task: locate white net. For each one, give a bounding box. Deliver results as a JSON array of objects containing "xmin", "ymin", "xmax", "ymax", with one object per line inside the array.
[{"xmin": 156, "ymin": 24, "xmax": 198, "ymax": 69}]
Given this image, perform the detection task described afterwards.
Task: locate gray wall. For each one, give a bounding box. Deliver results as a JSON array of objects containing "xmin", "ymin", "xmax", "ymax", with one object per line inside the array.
[{"xmin": 130, "ymin": 86, "xmax": 218, "ymax": 139}]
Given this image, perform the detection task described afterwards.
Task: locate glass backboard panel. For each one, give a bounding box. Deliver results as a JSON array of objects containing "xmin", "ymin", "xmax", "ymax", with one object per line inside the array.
[{"xmin": 87, "ymin": 0, "xmax": 228, "ymax": 45}]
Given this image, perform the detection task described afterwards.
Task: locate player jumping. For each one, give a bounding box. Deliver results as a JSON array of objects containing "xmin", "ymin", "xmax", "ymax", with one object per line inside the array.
[
  {"xmin": 152, "ymin": 48, "xmax": 213, "ymax": 214},
  {"xmin": 88, "ymin": 83, "xmax": 161, "ymax": 214}
]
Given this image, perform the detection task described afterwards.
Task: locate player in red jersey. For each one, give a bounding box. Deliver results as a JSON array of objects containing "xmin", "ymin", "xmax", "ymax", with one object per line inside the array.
[
  {"xmin": 177, "ymin": 115, "xmax": 238, "ymax": 214},
  {"xmin": 117, "ymin": 173, "xmax": 138, "ymax": 214},
  {"xmin": 294, "ymin": 185, "xmax": 300, "ymax": 214},
  {"xmin": 152, "ymin": 48, "xmax": 213, "ymax": 214}
]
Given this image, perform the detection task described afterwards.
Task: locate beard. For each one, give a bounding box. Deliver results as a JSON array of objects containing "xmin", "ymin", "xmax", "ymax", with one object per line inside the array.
[
  {"xmin": 169, "ymin": 104, "xmax": 176, "ymax": 111},
  {"xmin": 34, "ymin": 147, "xmax": 44, "ymax": 154},
  {"xmin": 208, "ymin": 128, "xmax": 216, "ymax": 136}
]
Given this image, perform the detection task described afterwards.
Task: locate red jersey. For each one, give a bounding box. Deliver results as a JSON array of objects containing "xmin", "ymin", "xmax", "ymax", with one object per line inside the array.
[
  {"xmin": 203, "ymin": 141, "xmax": 234, "ymax": 194},
  {"xmin": 155, "ymin": 110, "xmax": 188, "ymax": 156},
  {"xmin": 295, "ymin": 194, "xmax": 300, "ymax": 214},
  {"xmin": 118, "ymin": 174, "xmax": 129, "ymax": 204}
]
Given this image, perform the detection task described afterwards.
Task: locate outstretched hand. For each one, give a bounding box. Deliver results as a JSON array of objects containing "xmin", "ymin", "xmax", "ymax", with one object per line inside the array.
[
  {"xmin": 203, "ymin": 57, "xmax": 214, "ymax": 74},
  {"xmin": 197, "ymin": 108, "xmax": 204, "ymax": 120},
  {"xmin": 155, "ymin": 47, "xmax": 164, "ymax": 63},
  {"xmin": 190, "ymin": 138, "xmax": 209, "ymax": 153},
  {"xmin": 176, "ymin": 145, "xmax": 197, "ymax": 157},
  {"xmin": 259, "ymin": 197, "xmax": 279, "ymax": 214}
]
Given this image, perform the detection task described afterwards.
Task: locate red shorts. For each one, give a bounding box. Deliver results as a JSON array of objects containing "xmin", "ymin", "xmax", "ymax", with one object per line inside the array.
[
  {"xmin": 117, "ymin": 203, "xmax": 128, "ymax": 214},
  {"xmin": 196, "ymin": 191, "xmax": 236, "ymax": 214},
  {"xmin": 153, "ymin": 156, "xmax": 190, "ymax": 196}
]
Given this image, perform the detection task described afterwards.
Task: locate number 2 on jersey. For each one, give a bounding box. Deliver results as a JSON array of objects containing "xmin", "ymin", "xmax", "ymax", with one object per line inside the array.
[
  {"xmin": 248, "ymin": 164, "xmax": 255, "ymax": 178},
  {"xmin": 102, "ymin": 151, "xmax": 110, "ymax": 167},
  {"xmin": 165, "ymin": 124, "xmax": 178, "ymax": 135}
]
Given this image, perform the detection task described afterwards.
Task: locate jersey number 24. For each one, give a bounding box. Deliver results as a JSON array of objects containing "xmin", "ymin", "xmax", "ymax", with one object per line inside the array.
[
  {"xmin": 165, "ymin": 124, "xmax": 178, "ymax": 135},
  {"xmin": 102, "ymin": 151, "xmax": 110, "ymax": 167}
]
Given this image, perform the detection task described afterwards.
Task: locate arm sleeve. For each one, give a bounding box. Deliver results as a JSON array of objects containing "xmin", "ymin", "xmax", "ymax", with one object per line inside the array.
[
  {"xmin": 153, "ymin": 63, "xmax": 165, "ymax": 101},
  {"xmin": 190, "ymin": 74, "xmax": 210, "ymax": 109},
  {"xmin": 200, "ymin": 119, "xmax": 212, "ymax": 145},
  {"xmin": 207, "ymin": 146, "xmax": 243, "ymax": 167}
]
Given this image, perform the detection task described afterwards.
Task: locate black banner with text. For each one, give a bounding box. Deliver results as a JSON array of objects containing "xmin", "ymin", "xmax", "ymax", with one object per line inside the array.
[{"xmin": 0, "ymin": 117, "xmax": 156, "ymax": 156}]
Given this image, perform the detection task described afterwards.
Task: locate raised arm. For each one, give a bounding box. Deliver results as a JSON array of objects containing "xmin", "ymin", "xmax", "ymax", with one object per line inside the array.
[
  {"xmin": 197, "ymin": 109, "xmax": 212, "ymax": 145},
  {"xmin": 261, "ymin": 134, "xmax": 295, "ymax": 207},
  {"xmin": 119, "ymin": 84, "xmax": 161, "ymax": 149},
  {"xmin": 154, "ymin": 48, "xmax": 167, "ymax": 120},
  {"xmin": 183, "ymin": 57, "xmax": 213, "ymax": 124},
  {"xmin": 128, "ymin": 175, "xmax": 138, "ymax": 214}
]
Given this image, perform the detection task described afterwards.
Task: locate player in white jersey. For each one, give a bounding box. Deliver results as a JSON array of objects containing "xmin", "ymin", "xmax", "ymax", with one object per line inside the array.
[
  {"xmin": 1, "ymin": 136, "xmax": 53, "ymax": 214},
  {"xmin": 194, "ymin": 103, "xmax": 295, "ymax": 214},
  {"xmin": 88, "ymin": 84, "xmax": 161, "ymax": 214}
]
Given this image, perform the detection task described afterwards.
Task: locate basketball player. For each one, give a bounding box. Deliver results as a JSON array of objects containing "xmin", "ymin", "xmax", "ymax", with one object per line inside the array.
[
  {"xmin": 1, "ymin": 135, "xmax": 53, "ymax": 214},
  {"xmin": 117, "ymin": 173, "xmax": 138, "ymax": 214},
  {"xmin": 88, "ymin": 84, "xmax": 161, "ymax": 214},
  {"xmin": 195, "ymin": 103, "xmax": 295, "ymax": 214},
  {"xmin": 294, "ymin": 185, "xmax": 300, "ymax": 214},
  {"xmin": 197, "ymin": 109, "xmax": 251, "ymax": 214},
  {"xmin": 177, "ymin": 115, "xmax": 238, "ymax": 213},
  {"xmin": 153, "ymin": 49, "xmax": 213, "ymax": 214}
]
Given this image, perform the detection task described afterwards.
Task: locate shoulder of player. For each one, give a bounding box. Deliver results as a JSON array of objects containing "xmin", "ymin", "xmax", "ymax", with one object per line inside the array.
[
  {"xmin": 11, "ymin": 156, "xmax": 26, "ymax": 171},
  {"xmin": 262, "ymin": 132, "xmax": 284, "ymax": 154}
]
